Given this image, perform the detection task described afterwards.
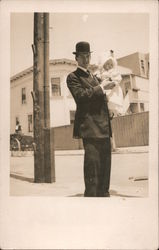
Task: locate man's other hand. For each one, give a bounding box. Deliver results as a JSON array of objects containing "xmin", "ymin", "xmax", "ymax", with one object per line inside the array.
[{"xmin": 100, "ymin": 79, "xmax": 115, "ymax": 90}]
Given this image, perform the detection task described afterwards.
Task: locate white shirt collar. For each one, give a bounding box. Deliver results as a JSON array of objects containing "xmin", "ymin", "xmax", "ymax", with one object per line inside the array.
[{"xmin": 77, "ymin": 66, "xmax": 88, "ymax": 73}]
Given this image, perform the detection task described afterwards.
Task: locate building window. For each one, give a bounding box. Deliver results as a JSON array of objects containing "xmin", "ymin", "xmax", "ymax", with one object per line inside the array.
[
  {"xmin": 16, "ymin": 117, "xmax": 19, "ymax": 125},
  {"xmin": 28, "ymin": 114, "xmax": 33, "ymax": 132},
  {"xmin": 51, "ymin": 77, "xmax": 61, "ymax": 96},
  {"xmin": 129, "ymin": 103, "xmax": 138, "ymax": 113},
  {"xmin": 70, "ymin": 110, "xmax": 75, "ymax": 124},
  {"xmin": 140, "ymin": 60, "xmax": 145, "ymax": 75},
  {"xmin": 122, "ymin": 78, "xmax": 131, "ymax": 97},
  {"xmin": 125, "ymin": 81, "xmax": 130, "ymax": 95},
  {"xmin": 147, "ymin": 62, "xmax": 149, "ymax": 78},
  {"xmin": 22, "ymin": 87, "xmax": 26, "ymax": 104},
  {"xmin": 140, "ymin": 103, "xmax": 144, "ymax": 112}
]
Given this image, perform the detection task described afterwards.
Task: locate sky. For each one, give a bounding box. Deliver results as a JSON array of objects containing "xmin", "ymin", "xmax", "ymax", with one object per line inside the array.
[{"xmin": 10, "ymin": 13, "xmax": 149, "ymax": 76}]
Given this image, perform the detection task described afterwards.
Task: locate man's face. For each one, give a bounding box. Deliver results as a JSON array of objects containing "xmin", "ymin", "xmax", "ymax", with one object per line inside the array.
[{"xmin": 76, "ymin": 53, "xmax": 91, "ymax": 69}]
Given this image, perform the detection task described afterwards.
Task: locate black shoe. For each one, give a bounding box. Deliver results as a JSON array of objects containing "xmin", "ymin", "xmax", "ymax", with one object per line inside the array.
[
  {"xmin": 97, "ymin": 191, "xmax": 110, "ymax": 197},
  {"xmin": 104, "ymin": 191, "xmax": 110, "ymax": 197}
]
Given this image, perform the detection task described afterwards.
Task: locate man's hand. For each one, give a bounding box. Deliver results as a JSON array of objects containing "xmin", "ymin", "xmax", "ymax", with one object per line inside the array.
[{"xmin": 100, "ymin": 79, "xmax": 116, "ymax": 90}]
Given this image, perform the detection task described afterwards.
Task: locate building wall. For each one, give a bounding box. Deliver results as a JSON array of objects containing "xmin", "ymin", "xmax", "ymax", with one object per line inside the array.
[
  {"xmin": 138, "ymin": 53, "xmax": 149, "ymax": 78},
  {"xmin": 120, "ymin": 74, "xmax": 149, "ymax": 113},
  {"xmin": 117, "ymin": 52, "xmax": 149, "ymax": 78},
  {"xmin": 133, "ymin": 75, "xmax": 149, "ymax": 91},
  {"xmin": 10, "ymin": 62, "xmax": 77, "ymax": 136},
  {"xmin": 49, "ymin": 63, "xmax": 76, "ymax": 127},
  {"xmin": 10, "ymin": 74, "xmax": 33, "ymax": 135},
  {"xmin": 117, "ymin": 52, "xmax": 141, "ymax": 76},
  {"xmin": 132, "ymin": 75, "xmax": 149, "ymax": 111}
]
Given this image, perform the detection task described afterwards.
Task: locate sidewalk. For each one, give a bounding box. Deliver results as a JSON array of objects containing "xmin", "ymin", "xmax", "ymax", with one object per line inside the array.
[
  {"xmin": 10, "ymin": 148, "xmax": 149, "ymax": 197},
  {"xmin": 10, "ymin": 145, "xmax": 149, "ymax": 157}
]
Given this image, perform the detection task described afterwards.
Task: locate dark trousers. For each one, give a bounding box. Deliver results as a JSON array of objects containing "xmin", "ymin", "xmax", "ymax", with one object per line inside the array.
[{"xmin": 82, "ymin": 137, "xmax": 111, "ymax": 197}]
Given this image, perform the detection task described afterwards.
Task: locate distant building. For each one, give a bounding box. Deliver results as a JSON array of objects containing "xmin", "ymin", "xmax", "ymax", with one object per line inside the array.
[
  {"xmin": 117, "ymin": 52, "xmax": 149, "ymax": 78},
  {"xmin": 92, "ymin": 64, "xmax": 149, "ymax": 114},
  {"xmin": 117, "ymin": 52, "xmax": 149, "ymax": 113},
  {"xmin": 120, "ymin": 71, "xmax": 149, "ymax": 114},
  {"xmin": 10, "ymin": 55, "xmax": 149, "ymax": 136}
]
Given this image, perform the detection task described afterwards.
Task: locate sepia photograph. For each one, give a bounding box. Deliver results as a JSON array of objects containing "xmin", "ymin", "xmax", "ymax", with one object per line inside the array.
[
  {"xmin": 10, "ymin": 12, "xmax": 149, "ymax": 197},
  {"xmin": 0, "ymin": 0, "xmax": 158, "ymax": 249}
]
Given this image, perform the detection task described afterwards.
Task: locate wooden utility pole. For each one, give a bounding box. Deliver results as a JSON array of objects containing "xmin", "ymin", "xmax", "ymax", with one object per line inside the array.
[{"xmin": 32, "ymin": 13, "xmax": 55, "ymax": 183}]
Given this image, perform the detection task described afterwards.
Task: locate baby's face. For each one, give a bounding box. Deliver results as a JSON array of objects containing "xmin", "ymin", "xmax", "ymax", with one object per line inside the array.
[{"xmin": 103, "ymin": 60, "xmax": 113, "ymax": 71}]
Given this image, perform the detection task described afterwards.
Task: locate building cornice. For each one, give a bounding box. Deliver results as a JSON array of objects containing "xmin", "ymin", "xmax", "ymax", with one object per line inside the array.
[
  {"xmin": 11, "ymin": 58, "xmax": 147, "ymax": 82},
  {"xmin": 11, "ymin": 67, "xmax": 33, "ymax": 82},
  {"xmin": 11, "ymin": 59, "xmax": 77, "ymax": 83}
]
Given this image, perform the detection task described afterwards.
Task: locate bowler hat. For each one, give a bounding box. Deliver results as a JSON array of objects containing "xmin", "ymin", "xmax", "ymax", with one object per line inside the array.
[{"xmin": 73, "ymin": 41, "xmax": 93, "ymax": 54}]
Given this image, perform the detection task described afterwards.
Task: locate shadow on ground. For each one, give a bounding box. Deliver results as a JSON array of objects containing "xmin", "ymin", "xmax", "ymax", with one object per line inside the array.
[
  {"xmin": 10, "ymin": 174, "xmax": 34, "ymax": 183},
  {"xmin": 110, "ymin": 189, "xmax": 143, "ymax": 198},
  {"xmin": 68, "ymin": 193, "xmax": 84, "ymax": 197},
  {"xmin": 67, "ymin": 190, "xmax": 143, "ymax": 198},
  {"xmin": 10, "ymin": 174, "xmax": 147, "ymax": 198}
]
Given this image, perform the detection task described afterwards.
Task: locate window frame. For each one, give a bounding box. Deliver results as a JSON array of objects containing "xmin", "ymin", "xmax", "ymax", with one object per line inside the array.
[
  {"xmin": 51, "ymin": 77, "xmax": 61, "ymax": 96},
  {"xmin": 21, "ymin": 87, "xmax": 27, "ymax": 104},
  {"xmin": 140, "ymin": 60, "xmax": 145, "ymax": 75},
  {"xmin": 28, "ymin": 114, "xmax": 33, "ymax": 132}
]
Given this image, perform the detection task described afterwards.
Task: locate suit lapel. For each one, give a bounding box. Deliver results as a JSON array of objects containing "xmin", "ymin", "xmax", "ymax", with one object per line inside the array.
[{"xmin": 75, "ymin": 68, "xmax": 99, "ymax": 88}]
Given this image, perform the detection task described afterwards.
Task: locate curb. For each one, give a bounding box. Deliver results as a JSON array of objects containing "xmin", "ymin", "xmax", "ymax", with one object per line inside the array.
[
  {"xmin": 112, "ymin": 148, "xmax": 149, "ymax": 154},
  {"xmin": 10, "ymin": 147, "xmax": 149, "ymax": 157}
]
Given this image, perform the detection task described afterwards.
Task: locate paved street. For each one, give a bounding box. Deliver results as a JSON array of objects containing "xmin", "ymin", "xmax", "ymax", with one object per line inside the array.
[{"xmin": 10, "ymin": 148, "xmax": 148, "ymax": 197}]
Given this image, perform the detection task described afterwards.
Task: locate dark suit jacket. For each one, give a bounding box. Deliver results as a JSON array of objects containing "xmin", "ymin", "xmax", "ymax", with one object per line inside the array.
[{"xmin": 67, "ymin": 68, "xmax": 112, "ymax": 139}]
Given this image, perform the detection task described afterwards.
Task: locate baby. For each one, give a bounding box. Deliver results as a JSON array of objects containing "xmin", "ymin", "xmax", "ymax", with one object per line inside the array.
[{"xmin": 98, "ymin": 51, "xmax": 124, "ymax": 116}]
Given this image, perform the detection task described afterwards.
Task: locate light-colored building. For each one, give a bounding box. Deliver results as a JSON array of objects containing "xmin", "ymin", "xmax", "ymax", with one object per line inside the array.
[
  {"xmin": 121, "ymin": 72, "xmax": 149, "ymax": 114},
  {"xmin": 10, "ymin": 57, "xmax": 149, "ymax": 136},
  {"xmin": 117, "ymin": 52, "xmax": 149, "ymax": 78},
  {"xmin": 117, "ymin": 52, "xmax": 149, "ymax": 113},
  {"xmin": 10, "ymin": 59, "xmax": 77, "ymax": 136}
]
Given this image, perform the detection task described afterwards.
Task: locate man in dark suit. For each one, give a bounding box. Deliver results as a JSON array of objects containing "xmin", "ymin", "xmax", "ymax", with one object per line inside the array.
[{"xmin": 67, "ymin": 41, "xmax": 114, "ymax": 197}]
